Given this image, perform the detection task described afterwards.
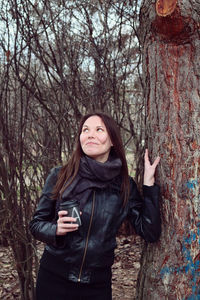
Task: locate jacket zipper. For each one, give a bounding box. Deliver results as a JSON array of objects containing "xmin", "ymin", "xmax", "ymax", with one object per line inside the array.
[{"xmin": 78, "ymin": 191, "xmax": 95, "ymax": 282}]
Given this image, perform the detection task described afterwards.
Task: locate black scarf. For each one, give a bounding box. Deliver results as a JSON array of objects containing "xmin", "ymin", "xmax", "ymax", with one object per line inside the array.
[{"xmin": 60, "ymin": 154, "xmax": 122, "ymax": 210}]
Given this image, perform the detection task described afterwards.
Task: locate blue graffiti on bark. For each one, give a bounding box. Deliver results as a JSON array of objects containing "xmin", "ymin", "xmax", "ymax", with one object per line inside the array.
[
  {"xmin": 160, "ymin": 223, "xmax": 200, "ymax": 298},
  {"xmin": 186, "ymin": 179, "xmax": 199, "ymax": 190},
  {"xmin": 161, "ymin": 179, "xmax": 200, "ymax": 297},
  {"xmin": 182, "ymin": 232, "xmax": 200, "ymax": 298},
  {"xmin": 184, "ymin": 295, "xmax": 200, "ymax": 300},
  {"xmin": 185, "ymin": 178, "xmax": 200, "ymax": 203}
]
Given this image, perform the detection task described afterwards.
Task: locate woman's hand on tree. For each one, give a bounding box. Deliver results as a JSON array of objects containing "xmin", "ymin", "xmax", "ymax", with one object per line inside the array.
[
  {"xmin": 56, "ymin": 211, "xmax": 79, "ymax": 235},
  {"xmin": 143, "ymin": 149, "xmax": 160, "ymax": 186}
]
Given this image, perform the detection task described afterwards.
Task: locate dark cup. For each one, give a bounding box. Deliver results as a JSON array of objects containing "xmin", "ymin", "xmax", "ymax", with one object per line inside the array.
[{"xmin": 59, "ymin": 199, "xmax": 82, "ymax": 226}]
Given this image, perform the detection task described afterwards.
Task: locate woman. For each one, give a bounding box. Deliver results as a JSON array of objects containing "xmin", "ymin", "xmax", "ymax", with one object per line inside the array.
[{"xmin": 29, "ymin": 112, "xmax": 161, "ymax": 300}]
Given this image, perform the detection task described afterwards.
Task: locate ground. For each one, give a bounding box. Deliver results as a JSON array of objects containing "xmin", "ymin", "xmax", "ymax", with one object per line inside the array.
[
  {"xmin": 0, "ymin": 235, "xmax": 143, "ymax": 299},
  {"xmin": 112, "ymin": 236, "xmax": 143, "ymax": 300}
]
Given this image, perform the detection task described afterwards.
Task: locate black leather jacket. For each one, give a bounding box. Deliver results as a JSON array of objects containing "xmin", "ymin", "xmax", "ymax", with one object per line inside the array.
[{"xmin": 29, "ymin": 167, "xmax": 161, "ymax": 283}]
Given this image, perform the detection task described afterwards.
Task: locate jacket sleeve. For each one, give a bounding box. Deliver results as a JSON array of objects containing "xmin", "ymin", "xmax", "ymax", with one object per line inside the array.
[
  {"xmin": 127, "ymin": 178, "xmax": 161, "ymax": 243},
  {"xmin": 29, "ymin": 167, "xmax": 61, "ymax": 247}
]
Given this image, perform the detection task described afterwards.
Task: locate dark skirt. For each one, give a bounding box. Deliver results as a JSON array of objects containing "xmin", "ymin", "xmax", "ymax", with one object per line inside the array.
[{"xmin": 36, "ymin": 266, "xmax": 112, "ymax": 300}]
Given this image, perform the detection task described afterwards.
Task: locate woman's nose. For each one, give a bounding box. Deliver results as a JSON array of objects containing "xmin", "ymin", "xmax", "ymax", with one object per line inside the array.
[{"xmin": 88, "ymin": 130, "xmax": 95, "ymax": 138}]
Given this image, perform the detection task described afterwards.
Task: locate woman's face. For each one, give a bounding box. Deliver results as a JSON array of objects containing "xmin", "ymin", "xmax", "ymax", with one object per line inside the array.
[{"xmin": 80, "ymin": 115, "xmax": 113, "ymax": 163}]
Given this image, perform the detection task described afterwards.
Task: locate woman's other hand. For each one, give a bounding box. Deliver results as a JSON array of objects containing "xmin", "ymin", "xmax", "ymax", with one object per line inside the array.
[
  {"xmin": 56, "ymin": 211, "xmax": 79, "ymax": 235},
  {"xmin": 143, "ymin": 149, "xmax": 160, "ymax": 186}
]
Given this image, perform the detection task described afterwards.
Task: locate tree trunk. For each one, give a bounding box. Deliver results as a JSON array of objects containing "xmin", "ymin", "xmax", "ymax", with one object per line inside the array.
[{"xmin": 136, "ymin": 0, "xmax": 200, "ymax": 299}]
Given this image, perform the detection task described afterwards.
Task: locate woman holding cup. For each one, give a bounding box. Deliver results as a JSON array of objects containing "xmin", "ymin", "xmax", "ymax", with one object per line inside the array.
[{"xmin": 29, "ymin": 111, "xmax": 161, "ymax": 300}]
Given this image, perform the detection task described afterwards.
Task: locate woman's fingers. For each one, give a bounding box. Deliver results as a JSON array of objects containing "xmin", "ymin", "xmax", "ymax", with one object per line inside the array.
[
  {"xmin": 58, "ymin": 216, "xmax": 78, "ymax": 223},
  {"xmin": 56, "ymin": 222, "xmax": 78, "ymax": 235},
  {"xmin": 58, "ymin": 210, "xmax": 78, "ymax": 223},
  {"xmin": 143, "ymin": 149, "xmax": 160, "ymax": 186},
  {"xmin": 152, "ymin": 156, "xmax": 160, "ymax": 168},
  {"xmin": 56, "ymin": 210, "xmax": 79, "ymax": 235},
  {"xmin": 145, "ymin": 149, "xmax": 160, "ymax": 168},
  {"xmin": 58, "ymin": 210, "xmax": 68, "ymax": 217}
]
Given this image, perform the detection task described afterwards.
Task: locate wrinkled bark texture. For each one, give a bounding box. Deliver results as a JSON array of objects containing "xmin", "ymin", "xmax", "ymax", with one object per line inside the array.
[{"xmin": 136, "ymin": 0, "xmax": 200, "ymax": 299}]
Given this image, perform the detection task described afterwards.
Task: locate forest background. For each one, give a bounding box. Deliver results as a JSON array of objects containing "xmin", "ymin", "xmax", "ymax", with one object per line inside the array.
[{"xmin": 0, "ymin": 0, "xmax": 200, "ymax": 300}]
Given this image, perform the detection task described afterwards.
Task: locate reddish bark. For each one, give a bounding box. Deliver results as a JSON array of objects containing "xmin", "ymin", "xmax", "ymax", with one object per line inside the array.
[{"xmin": 136, "ymin": 0, "xmax": 200, "ymax": 299}]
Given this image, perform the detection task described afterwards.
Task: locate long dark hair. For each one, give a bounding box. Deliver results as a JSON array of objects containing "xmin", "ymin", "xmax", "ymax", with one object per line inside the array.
[{"xmin": 53, "ymin": 112, "xmax": 130, "ymax": 205}]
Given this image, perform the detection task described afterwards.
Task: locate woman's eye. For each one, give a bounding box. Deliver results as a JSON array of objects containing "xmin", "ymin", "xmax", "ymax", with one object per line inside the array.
[
  {"xmin": 82, "ymin": 128, "xmax": 88, "ymax": 132},
  {"xmin": 97, "ymin": 128, "xmax": 103, "ymax": 132}
]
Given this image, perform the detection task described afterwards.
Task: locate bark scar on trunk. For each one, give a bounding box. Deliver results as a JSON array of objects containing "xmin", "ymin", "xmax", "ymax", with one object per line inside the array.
[
  {"xmin": 153, "ymin": 2, "xmax": 197, "ymax": 44},
  {"xmin": 156, "ymin": 0, "xmax": 177, "ymax": 17}
]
